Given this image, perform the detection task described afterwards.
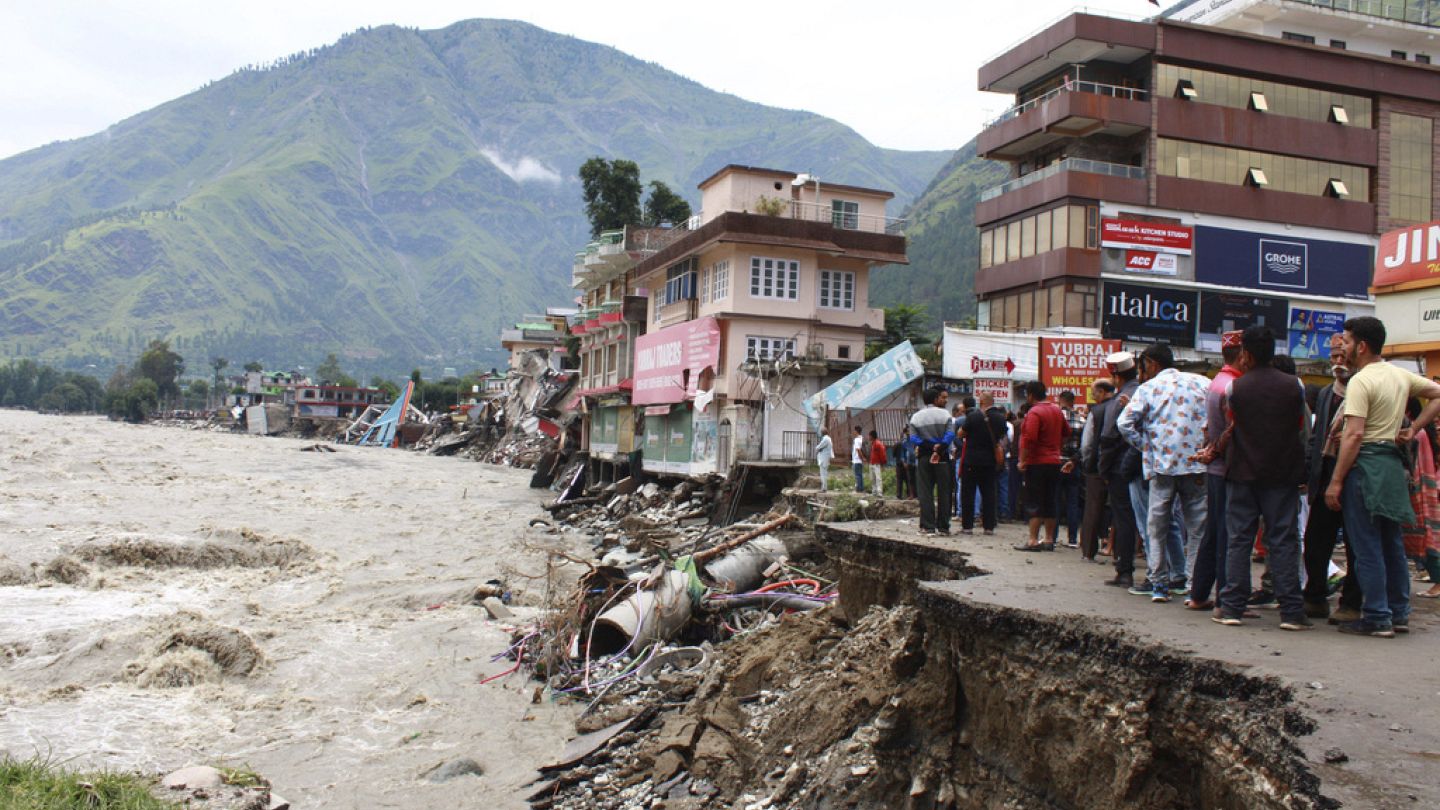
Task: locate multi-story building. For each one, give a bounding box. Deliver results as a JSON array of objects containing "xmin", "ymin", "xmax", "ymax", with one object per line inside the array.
[
  {"xmin": 628, "ymin": 165, "xmax": 907, "ymax": 477},
  {"xmin": 973, "ymin": 0, "xmax": 1437, "ymax": 363},
  {"xmin": 570, "ymin": 227, "xmax": 670, "ymax": 485},
  {"xmin": 499, "ymin": 308, "xmax": 576, "ymax": 371}
]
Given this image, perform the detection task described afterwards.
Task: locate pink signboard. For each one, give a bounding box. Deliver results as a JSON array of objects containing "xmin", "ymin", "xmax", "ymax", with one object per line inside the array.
[{"xmin": 632, "ymin": 316, "xmax": 722, "ymax": 405}]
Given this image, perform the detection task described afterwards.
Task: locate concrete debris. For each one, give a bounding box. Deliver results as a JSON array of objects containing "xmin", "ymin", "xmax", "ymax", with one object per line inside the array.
[
  {"xmin": 483, "ymin": 596, "xmax": 515, "ymax": 620},
  {"xmin": 155, "ymin": 765, "xmax": 279, "ymax": 810}
]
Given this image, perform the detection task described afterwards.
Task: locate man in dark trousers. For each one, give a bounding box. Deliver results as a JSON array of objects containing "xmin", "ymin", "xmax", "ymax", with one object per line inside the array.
[
  {"xmin": 958, "ymin": 392, "xmax": 1007, "ymax": 535},
  {"xmin": 908, "ymin": 387, "xmax": 955, "ymax": 536},
  {"xmin": 1057, "ymin": 390, "xmax": 1087, "ymax": 547},
  {"xmin": 1017, "ymin": 380, "xmax": 1070, "ymax": 550},
  {"xmin": 1079, "ymin": 379, "xmax": 1115, "ymax": 560},
  {"xmin": 1100, "ymin": 352, "xmax": 1142, "ymax": 587},
  {"xmin": 1301, "ymin": 333, "xmax": 1362, "ymax": 621},
  {"xmin": 1215, "ymin": 325, "xmax": 1309, "ymax": 629}
]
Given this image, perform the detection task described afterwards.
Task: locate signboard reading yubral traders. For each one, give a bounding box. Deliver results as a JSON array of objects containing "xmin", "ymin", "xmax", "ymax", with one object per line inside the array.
[
  {"xmin": 1039, "ymin": 337, "xmax": 1121, "ymax": 404},
  {"xmin": 633, "ymin": 316, "xmax": 721, "ymax": 405}
]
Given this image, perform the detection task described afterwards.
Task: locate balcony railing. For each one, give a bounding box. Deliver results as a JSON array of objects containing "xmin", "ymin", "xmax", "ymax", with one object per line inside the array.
[
  {"xmin": 979, "ymin": 157, "xmax": 1145, "ymax": 201},
  {"xmin": 1290, "ymin": 0, "xmax": 1440, "ymax": 29},
  {"xmin": 786, "ymin": 200, "xmax": 907, "ymax": 235},
  {"xmin": 984, "ymin": 80, "xmax": 1149, "ymax": 130}
]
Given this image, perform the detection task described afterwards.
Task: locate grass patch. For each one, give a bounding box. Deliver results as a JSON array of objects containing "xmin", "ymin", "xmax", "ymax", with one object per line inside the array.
[{"xmin": 0, "ymin": 756, "xmax": 177, "ymax": 809}]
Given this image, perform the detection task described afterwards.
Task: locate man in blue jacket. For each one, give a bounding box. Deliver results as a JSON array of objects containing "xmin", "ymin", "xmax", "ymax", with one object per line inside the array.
[{"xmin": 909, "ymin": 387, "xmax": 955, "ymax": 535}]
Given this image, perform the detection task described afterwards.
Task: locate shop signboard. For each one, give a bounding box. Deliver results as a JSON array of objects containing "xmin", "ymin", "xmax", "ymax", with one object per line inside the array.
[
  {"xmin": 973, "ymin": 378, "xmax": 1013, "ymax": 409},
  {"xmin": 805, "ymin": 340, "xmax": 925, "ymax": 426},
  {"xmin": 941, "ymin": 328, "xmax": 1038, "ymax": 380},
  {"xmin": 1101, "ymin": 218, "xmax": 1193, "ymax": 254},
  {"xmin": 1039, "ymin": 337, "xmax": 1122, "ymax": 403},
  {"xmin": 1123, "ymin": 250, "xmax": 1179, "ymax": 276},
  {"xmin": 1373, "ymin": 218, "xmax": 1440, "ymax": 289},
  {"xmin": 1198, "ymin": 292, "xmax": 1288, "ymax": 352},
  {"xmin": 1100, "ymin": 281, "xmax": 1198, "ymax": 347},
  {"xmin": 633, "ymin": 316, "xmax": 722, "ymax": 405},
  {"xmin": 1287, "ymin": 308, "xmax": 1345, "ymax": 361},
  {"xmin": 1194, "ymin": 226, "xmax": 1371, "ymax": 300}
]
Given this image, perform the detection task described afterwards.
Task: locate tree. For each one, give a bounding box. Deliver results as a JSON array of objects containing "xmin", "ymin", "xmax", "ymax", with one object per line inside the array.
[
  {"xmin": 138, "ymin": 340, "xmax": 184, "ymax": 404},
  {"xmin": 315, "ymin": 353, "xmax": 356, "ymax": 387},
  {"xmin": 243, "ymin": 361, "xmax": 263, "ymax": 373},
  {"xmin": 579, "ymin": 157, "xmax": 642, "ymax": 237},
  {"xmin": 867, "ymin": 304, "xmax": 934, "ymax": 361},
  {"xmin": 642, "ymin": 181, "xmax": 692, "ymax": 227},
  {"xmin": 371, "ymin": 376, "xmax": 400, "ymax": 403}
]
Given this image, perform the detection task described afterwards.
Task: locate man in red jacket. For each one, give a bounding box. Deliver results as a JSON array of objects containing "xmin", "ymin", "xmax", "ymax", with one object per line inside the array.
[
  {"xmin": 868, "ymin": 429, "xmax": 887, "ymax": 497},
  {"xmin": 1017, "ymin": 380, "xmax": 1070, "ymax": 551}
]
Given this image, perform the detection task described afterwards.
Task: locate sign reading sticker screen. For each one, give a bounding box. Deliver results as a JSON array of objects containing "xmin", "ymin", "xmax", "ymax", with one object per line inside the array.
[
  {"xmin": 1101, "ymin": 282, "xmax": 1198, "ymax": 347},
  {"xmin": 1198, "ymin": 292, "xmax": 1288, "ymax": 352},
  {"xmin": 1195, "ymin": 226, "xmax": 1371, "ymax": 300}
]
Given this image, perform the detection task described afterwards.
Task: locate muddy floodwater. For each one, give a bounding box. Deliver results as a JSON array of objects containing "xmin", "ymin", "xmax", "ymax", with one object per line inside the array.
[{"xmin": 0, "ymin": 409, "xmax": 587, "ymax": 808}]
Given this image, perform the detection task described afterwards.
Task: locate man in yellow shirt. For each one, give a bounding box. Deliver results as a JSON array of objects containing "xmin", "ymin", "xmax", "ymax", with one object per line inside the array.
[{"xmin": 1325, "ymin": 316, "xmax": 1440, "ymax": 637}]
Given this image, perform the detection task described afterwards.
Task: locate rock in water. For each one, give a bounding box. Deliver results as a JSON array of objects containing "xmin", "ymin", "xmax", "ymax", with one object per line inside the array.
[{"xmin": 427, "ymin": 757, "xmax": 484, "ymax": 782}]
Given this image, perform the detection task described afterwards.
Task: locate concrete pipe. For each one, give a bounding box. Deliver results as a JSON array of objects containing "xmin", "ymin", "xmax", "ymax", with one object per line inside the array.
[
  {"xmin": 588, "ymin": 569, "xmax": 692, "ymax": 657},
  {"xmin": 702, "ymin": 536, "xmax": 787, "ymax": 592}
]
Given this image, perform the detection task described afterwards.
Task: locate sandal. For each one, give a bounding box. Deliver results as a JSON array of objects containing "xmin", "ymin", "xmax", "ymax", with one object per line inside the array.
[
  {"xmin": 1419, "ymin": 588, "xmax": 1440, "ymax": 599},
  {"xmin": 1184, "ymin": 599, "xmax": 1214, "ymax": 611}
]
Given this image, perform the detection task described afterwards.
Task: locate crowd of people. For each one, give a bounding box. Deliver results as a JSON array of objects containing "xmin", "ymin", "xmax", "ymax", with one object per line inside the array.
[{"xmin": 889, "ymin": 316, "xmax": 1440, "ymax": 638}]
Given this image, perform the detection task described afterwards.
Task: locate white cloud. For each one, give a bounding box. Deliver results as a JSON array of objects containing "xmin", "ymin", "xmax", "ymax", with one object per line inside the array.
[{"xmin": 479, "ymin": 148, "xmax": 563, "ymax": 185}]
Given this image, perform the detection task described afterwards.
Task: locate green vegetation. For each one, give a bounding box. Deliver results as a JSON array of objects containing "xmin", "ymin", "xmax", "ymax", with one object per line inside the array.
[
  {"xmin": 867, "ymin": 303, "xmax": 935, "ymax": 361},
  {"xmin": 870, "ymin": 140, "xmax": 1007, "ymax": 334},
  {"xmin": 0, "ymin": 359, "xmax": 103, "ymax": 412},
  {"xmin": 314, "ymin": 353, "xmax": 358, "ymax": 387},
  {"xmin": 0, "ymin": 755, "xmax": 176, "ymax": 809},
  {"xmin": 0, "ymin": 20, "xmax": 947, "ymax": 379}
]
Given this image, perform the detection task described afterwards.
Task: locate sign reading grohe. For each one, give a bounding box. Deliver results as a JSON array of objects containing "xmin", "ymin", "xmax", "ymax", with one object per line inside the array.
[
  {"xmin": 1039, "ymin": 338, "xmax": 1121, "ymax": 403},
  {"xmin": 633, "ymin": 316, "xmax": 722, "ymax": 405}
]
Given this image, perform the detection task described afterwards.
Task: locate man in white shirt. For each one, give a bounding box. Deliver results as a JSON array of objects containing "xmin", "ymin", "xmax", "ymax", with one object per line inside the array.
[
  {"xmin": 851, "ymin": 426, "xmax": 865, "ymax": 493},
  {"xmin": 815, "ymin": 429, "xmax": 834, "ymax": 490}
]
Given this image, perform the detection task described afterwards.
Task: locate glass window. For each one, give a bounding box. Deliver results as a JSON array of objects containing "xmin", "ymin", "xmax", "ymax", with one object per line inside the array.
[
  {"xmin": 1051, "ymin": 208, "xmax": 1068, "ymax": 250},
  {"xmin": 1085, "ymin": 206, "xmax": 1099, "ymax": 248},
  {"xmin": 1048, "ymin": 285, "xmax": 1064, "ymax": 327},
  {"xmin": 749, "ymin": 257, "xmax": 799, "ymax": 300},
  {"xmin": 1018, "ymin": 291, "xmax": 1034, "ymax": 330},
  {"xmin": 1156, "ymin": 63, "xmax": 1371, "ymax": 127},
  {"xmin": 819, "ymin": 270, "xmax": 855, "ymax": 310},
  {"xmin": 1007, "ymin": 221, "xmax": 1021, "ymax": 260},
  {"xmin": 993, "ymin": 224, "xmax": 1007, "ymax": 264},
  {"xmin": 1389, "ymin": 113, "xmax": 1434, "ymax": 223},
  {"xmin": 1155, "ymin": 138, "xmax": 1370, "ymax": 202},
  {"xmin": 1036, "ymin": 210, "xmax": 1052, "ymax": 254},
  {"xmin": 831, "ymin": 200, "xmax": 860, "ymax": 229},
  {"xmin": 1069, "ymin": 206, "xmax": 1086, "ymax": 249},
  {"xmin": 980, "ymin": 229, "xmax": 994, "ymax": 269},
  {"xmin": 1020, "ymin": 216, "xmax": 1035, "ymax": 258},
  {"xmin": 746, "ymin": 336, "xmax": 796, "ymax": 361},
  {"xmin": 710, "ymin": 260, "xmax": 730, "ymax": 302}
]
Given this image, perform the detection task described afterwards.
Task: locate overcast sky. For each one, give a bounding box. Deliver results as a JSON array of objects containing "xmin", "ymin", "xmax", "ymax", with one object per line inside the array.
[{"xmin": 1, "ymin": 0, "xmax": 1154, "ymax": 161}]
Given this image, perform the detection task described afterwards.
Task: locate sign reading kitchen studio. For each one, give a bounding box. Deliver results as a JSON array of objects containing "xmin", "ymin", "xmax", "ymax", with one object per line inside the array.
[
  {"xmin": 1101, "ymin": 281, "xmax": 1198, "ymax": 347},
  {"xmin": 1101, "ymin": 218, "xmax": 1193, "ymax": 254}
]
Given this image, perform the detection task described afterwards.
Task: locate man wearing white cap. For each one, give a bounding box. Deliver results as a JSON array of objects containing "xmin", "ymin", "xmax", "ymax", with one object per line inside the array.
[{"xmin": 1098, "ymin": 351, "xmax": 1142, "ymax": 588}]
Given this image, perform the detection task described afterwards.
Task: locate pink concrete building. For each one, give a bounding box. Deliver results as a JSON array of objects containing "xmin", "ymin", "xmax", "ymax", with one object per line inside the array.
[{"xmin": 628, "ymin": 165, "xmax": 908, "ymax": 475}]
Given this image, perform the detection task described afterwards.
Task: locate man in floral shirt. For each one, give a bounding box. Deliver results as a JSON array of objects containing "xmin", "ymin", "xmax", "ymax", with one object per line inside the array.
[{"xmin": 1117, "ymin": 343, "xmax": 1210, "ymax": 603}]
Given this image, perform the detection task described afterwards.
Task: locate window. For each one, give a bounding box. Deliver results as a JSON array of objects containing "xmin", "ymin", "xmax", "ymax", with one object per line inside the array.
[
  {"xmin": 1389, "ymin": 113, "xmax": 1434, "ymax": 223},
  {"xmin": 1156, "ymin": 64, "xmax": 1371, "ymax": 127},
  {"xmin": 819, "ymin": 270, "xmax": 855, "ymax": 310},
  {"xmin": 1329, "ymin": 39, "xmax": 1347, "ymax": 49},
  {"xmin": 749, "ymin": 257, "xmax": 800, "ymax": 300},
  {"xmin": 709, "ymin": 260, "xmax": 730, "ymax": 302},
  {"xmin": 1418, "ymin": 54, "xmax": 1432, "ymax": 64},
  {"xmin": 746, "ymin": 336, "xmax": 796, "ymax": 361},
  {"xmin": 1155, "ymin": 138, "xmax": 1370, "ymax": 201},
  {"xmin": 1393, "ymin": 50, "xmax": 1408, "ymax": 60},
  {"xmin": 838, "ymin": 345, "xmax": 851, "ymax": 359},
  {"xmin": 661, "ymin": 259, "xmax": 697, "ymax": 307},
  {"xmin": 979, "ymin": 229, "xmax": 994, "ymax": 269},
  {"xmin": 831, "ymin": 199, "xmax": 860, "ymax": 229},
  {"xmin": 1282, "ymin": 31, "xmax": 1315, "ymax": 44}
]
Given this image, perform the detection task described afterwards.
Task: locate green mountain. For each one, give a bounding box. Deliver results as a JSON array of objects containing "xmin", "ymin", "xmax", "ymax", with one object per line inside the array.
[
  {"xmin": 870, "ymin": 139, "xmax": 1007, "ymax": 336},
  {"xmin": 0, "ymin": 20, "xmax": 949, "ymax": 378}
]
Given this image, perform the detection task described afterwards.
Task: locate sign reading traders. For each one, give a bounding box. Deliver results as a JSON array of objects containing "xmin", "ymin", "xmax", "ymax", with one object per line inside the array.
[
  {"xmin": 633, "ymin": 316, "xmax": 722, "ymax": 405},
  {"xmin": 1039, "ymin": 338, "xmax": 1121, "ymax": 404}
]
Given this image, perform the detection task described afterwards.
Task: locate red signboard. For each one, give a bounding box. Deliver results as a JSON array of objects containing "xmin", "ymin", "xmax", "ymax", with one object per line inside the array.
[
  {"xmin": 1374, "ymin": 219, "xmax": 1440, "ymax": 289},
  {"xmin": 1101, "ymin": 218, "xmax": 1193, "ymax": 255},
  {"xmin": 632, "ymin": 316, "xmax": 722, "ymax": 405},
  {"xmin": 1039, "ymin": 337, "xmax": 1121, "ymax": 404}
]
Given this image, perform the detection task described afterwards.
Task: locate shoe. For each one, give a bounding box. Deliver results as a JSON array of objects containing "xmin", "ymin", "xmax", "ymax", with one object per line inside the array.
[
  {"xmin": 1104, "ymin": 575, "xmax": 1134, "ymax": 588},
  {"xmin": 1184, "ymin": 599, "xmax": 1214, "ymax": 611},
  {"xmin": 1327, "ymin": 606, "xmax": 1362, "ymax": 625},
  {"xmin": 1303, "ymin": 601, "xmax": 1330, "ymax": 620},
  {"xmin": 1337, "ymin": 620, "xmax": 1394, "ymax": 638},
  {"xmin": 1393, "ymin": 619, "xmax": 1409, "ymax": 634},
  {"xmin": 1013, "ymin": 543, "xmax": 1046, "ymax": 552},
  {"xmin": 959, "ymin": 529, "xmax": 975, "ymax": 535},
  {"xmin": 936, "ymin": 528, "xmax": 951, "ymax": 536},
  {"xmin": 1279, "ymin": 616, "xmax": 1314, "ymax": 631},
  {"xmin": 1065, "ymin": 540, "xmax": 1079, "ymax": 549},
  {"xmin": 1247, "ymin": 591, "xmax": 1278, "ymax": 609},
  {"xmin": 1152, "ymin": 590, "xmax": 1171, "ymax": 603},
  {"xmin": 1128, "ymin": 580, "xmax": 1155, "ymax": 596},
  {"xmin": 1169, "ymin": 584, "xmax": 1190, "ymax": 597},
  {"xmin": 982, "ymin": 529, "xmax": 995, "ymax": 536},
  {"xmin": 1212, "ymin": 614, "xmax": 1243, "ymax": 626},
  {"xmin": 1418, "ymin": 588, "xmax": 1440, "ymax": 599}
]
